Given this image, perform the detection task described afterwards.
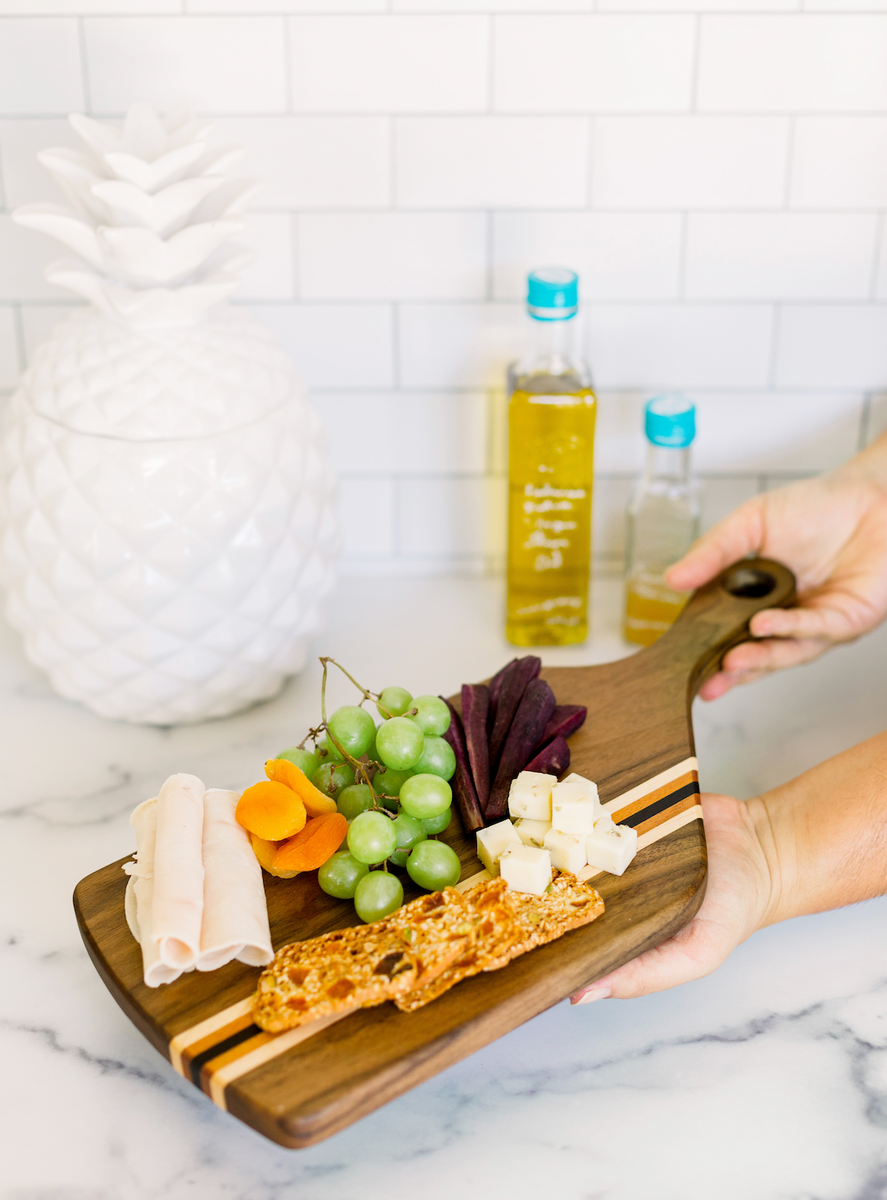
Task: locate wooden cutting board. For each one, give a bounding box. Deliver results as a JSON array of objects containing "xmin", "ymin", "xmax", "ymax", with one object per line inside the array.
[{"xmin": 74, "ymin": 557, "xmax": 795, "ymax": 1149}]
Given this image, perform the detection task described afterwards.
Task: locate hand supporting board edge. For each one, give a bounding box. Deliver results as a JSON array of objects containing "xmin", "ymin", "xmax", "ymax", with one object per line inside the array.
[{"xmin": 73, "ymin": 557, "xmax": 795, "ymax": 1148}]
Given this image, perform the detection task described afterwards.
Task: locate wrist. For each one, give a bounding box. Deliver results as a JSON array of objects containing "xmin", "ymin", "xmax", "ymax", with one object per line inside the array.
[{"xmin": 744, "ymin": 793, "xmax": 799, "ymax": 929}]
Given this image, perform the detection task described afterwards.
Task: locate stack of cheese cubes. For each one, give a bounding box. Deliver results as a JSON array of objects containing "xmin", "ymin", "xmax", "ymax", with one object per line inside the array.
[{"xmin": 475, "ymin": 770, "xmax": 637, "ymax": 895}]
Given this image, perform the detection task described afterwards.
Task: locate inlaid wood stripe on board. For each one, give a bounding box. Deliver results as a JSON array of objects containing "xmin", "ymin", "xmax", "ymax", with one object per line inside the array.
[{"xmin": 169, "ymin": 756, "xmax": 701, "ymax": 1110}]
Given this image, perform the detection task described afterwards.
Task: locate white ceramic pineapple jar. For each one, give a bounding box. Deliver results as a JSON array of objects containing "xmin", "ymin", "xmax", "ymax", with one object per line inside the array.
[{"xmin": 0, "ymin": 106, "xmax": 339, "ymax": 725}]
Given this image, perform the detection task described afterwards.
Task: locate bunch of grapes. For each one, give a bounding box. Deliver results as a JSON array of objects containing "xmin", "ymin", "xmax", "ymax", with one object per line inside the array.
[{"xmin": 277, "ymin": 660, "xmax": 461, "ymax": 923}]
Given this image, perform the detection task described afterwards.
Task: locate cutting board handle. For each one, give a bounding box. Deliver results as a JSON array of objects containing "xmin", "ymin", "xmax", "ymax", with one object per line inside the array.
[{"xmin": 647, "ymin": 556, "xmax": 797, "ymax": 698}]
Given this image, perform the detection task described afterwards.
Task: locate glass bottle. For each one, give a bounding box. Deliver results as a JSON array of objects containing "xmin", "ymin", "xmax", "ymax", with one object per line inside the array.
[
  {"xmin": 623, "ymin": 394, "xmax": 701, "ymax": 647},
  {"xmin": 506, "ymin": 268, "xmax": 596, "ymax": 646}
]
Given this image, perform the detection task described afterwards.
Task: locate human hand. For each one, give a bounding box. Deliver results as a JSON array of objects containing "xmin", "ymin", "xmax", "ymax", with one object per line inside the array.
[
  {"xmin": 665, "ymin": 446, "xmax": 887, "ymax": 700},
  {"xmin": 571, "ymin": 793, "xmax": 772, "ymax": 1003}
]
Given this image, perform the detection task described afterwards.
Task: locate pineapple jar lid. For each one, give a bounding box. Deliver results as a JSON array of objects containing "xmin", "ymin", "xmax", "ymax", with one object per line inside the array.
[
  {"xmin": 12, "ymin": 106, "xmax": 301, "ymax": 440},
  {"xmin": 20, "ymin": 307, "xmax": 299, "ymax": 441}
]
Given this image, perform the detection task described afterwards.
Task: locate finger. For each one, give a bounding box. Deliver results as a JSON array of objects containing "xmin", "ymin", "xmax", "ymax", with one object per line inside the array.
[
  {"xmin": 696, "ymin": 670, "xmax": 763, "ymax": 701},
  {"xmin": 665, "ymin": 499, "xmax": 765, "ymax": 592},
  {"xmin": 721, "ymin": 636, "xmax": 829, "ymax": 675},
  {"xmin": 749, "ymin": 602, "xmax": 871, "ymax": 643}
]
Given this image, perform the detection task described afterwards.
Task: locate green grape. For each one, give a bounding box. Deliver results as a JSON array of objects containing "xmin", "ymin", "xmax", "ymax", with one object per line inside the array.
[
  {"xmin": 347, "ymin": 810, "xmax": 398, "ymax": 864},
  {"xmin": 399, "ymin": 773, "xmax": 452, "ymax": 820},
  {"xmin": 276, "ymin": 746, "xmax": 320, "ymax": 778},
  {"xmin": 373, "ymin": 766, "xmax": 413, "ymax": 799},
  {"xmin": 408, "ymin": 695, "xmax": 451, "ymax": 737},
  {"xmin": 312, "ymin": 761, "xmax": 354, "ymax": 799},
  {"xmin": 407, "ymin": 840, "xmax": 461, "ymax": 891},
  {"xmin": 412, "ymin": 735, "xmax": 455, "ymax": 781},
  {"xmin": 327, "ymin": 705, "xmax": 376, "ymax": 759},
  {"xmin": 421, "ymin": 808, "xmax": 452, "ymax": 836},
  {"xmin": 375, "ymin": 717, "xmax": 425, "ymax": 771},
  {"xmin": 387, "ymin": 812, "xmax": 426, "ymax": 867},
  {"xmin": 354, "ymin": 871, "xmax": 404, "ymax": 923},
  {"xmin": 317, "ymin": 735, "xmax": 346, "ymax": 765},
  {"xmin": 318, "ymin": 851, "xmax": 368, "ymax": 899},
  {"xmin": 336, "ymin": 783, "xmax": 375, "ymax": 822},
  {"xmin": 377, "ymin": 686, "xmax": 412, "ymax": 718}
]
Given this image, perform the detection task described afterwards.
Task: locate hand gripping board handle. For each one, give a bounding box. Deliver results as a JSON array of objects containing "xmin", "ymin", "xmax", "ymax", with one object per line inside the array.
[{"xmin": 649, "ymin": 556, "xmax": 797, "ymax": 698}]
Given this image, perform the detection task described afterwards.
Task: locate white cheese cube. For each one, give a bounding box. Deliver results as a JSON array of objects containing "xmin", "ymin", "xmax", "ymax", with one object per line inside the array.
[
  {"xmin": 592, "ymin": 811, "xmax": 615, "ymax": 834},
  {"xmin": 513, "ymin": 817, "xmax": 551, "ymax": 849},
  {"xmin": 507, "ymin": 771, "xmax": 555, "ymax": 822},
  {"xmin": 585, "ymin": 822, "xmax": 638, "ymax": 876},
  {"xmin": 551, "ymin": 777, "xmax": 598, "ymax": 836},
  {"xmin": 543, "ymin": 826, "xmax": 588, "ymax": 874},
  {"xmin": 499, "ymin": 844, "xmax": 552, "ymax": 895},
  {"xmin": 561, "ymin": 773, "xmax": 602, "ymax": 811},
  {"xmin": 476, "ymin": 819, "xmax": 522, "ymax": 877}
]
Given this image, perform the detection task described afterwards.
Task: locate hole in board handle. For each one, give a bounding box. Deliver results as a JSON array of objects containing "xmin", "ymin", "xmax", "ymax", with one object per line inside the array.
[{"xmin": 723, "ymin": 567, "xmax": 777, "ymax": 600}]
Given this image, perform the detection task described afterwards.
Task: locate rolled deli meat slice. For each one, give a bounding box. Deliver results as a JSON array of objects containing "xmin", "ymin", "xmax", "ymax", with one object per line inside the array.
[
  {"xmin": 198, "ymin": 788, "xmax": 273, "ymax": 971},
  {"xmin": 151, "ymin": 773, "xmax": 206, "ymax": 971},
  {"xmin": 123, "ymin": 797, "xmax": 184, "ymax": 987}
]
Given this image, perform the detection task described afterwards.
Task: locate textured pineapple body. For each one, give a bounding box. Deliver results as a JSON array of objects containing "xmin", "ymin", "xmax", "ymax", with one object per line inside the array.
[{"xmin": 0, "ymin": 307, "xmax": 338, "ymax": 724}]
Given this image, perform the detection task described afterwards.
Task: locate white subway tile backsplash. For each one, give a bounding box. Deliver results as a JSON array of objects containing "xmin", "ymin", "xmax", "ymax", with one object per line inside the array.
[
  {"xmin": 396, "ymin": 0, "xmax": 590, "ymax": 8},
  {"xmin": 289, "ymin": 16, "xmax": 488, "ymax": 114},
  {"xmin": 492, "ymin": 212, "xmax": 682, "ymax": 300},
  {"xmin": 395, "ymin": 117, "xmax": 589, "ymax": 209},
  {"xmin": 236, "ymin": 213, "xmax": 296, "ymax": 302},
  {"xmin": 212, "ymin": 117, "xmax": 390, "ymax": 211},
  {"xmin": 399, "ymin": 303, "xmax": 523, "ymax": 389},
  {"xmin": 864, "ymin": 393, "xmax": 887, "ymax": 445},
  {"xmin": 592, "ymin": 117, "xmax": 790, "ymax": 210},
  {"xmin": 692, "ymin": 391, "xmax": 863, "ymax": 471},
  {"xmin": 588, "ymin": 304, "xmax": 774, "ymax": 389},
  {"xmin": 299, "ymin": 214, "xmax": 487, "ymax": 301},
  {"xmin": 685, "ymin": 214, "xmax": 878, "ymax": 300},
  {"xmin": 0, "ymin": 217, "xmax": 68, "ymax": 301},
  {"xmin": 0, "ymin": 308, "xmax": 20, "ymax": 388},
  {"xmin": 195, "ymin": 0, "xmax": 383, "ymax": 10},
  {"xmin": 875, "ymin": 229, "xmax": 887, "ymax": 299},
  {"xmin": 0, "ymin": 6, "xmax": 885, "ymax": 578},
  {"xmin": 314, "ymin": 392, "xmax": 488, "ymax": 476},
  {"xmin": 247, "ymin": 303, "xmax": 394, "ymax": 389},
  {"xmin": 0, "ymin": 19, "xmax": 84, "ymax": 115},
  {"xmin": 338, "ymin": 478, "xmax": 396, "ymax": 558},
  {"xmin": 594, "ymin": 392, "xmax": 646, "ymax": 473},
  {"xmin": 0, "ymin": 1, "xmax": 177, "ymax": 9},
  {"xmin": 776, "ymin": 306, "xmax": 887, "ymax": 389},
  {"xmin": 0, "ymin": 119, "xmax": 75, "ymax": 208},
  {"xmin": 84, "ymin": 17, "xmax": 288, "ymax": 114},
  {"xmin": 398, "ymin": 477, "xmax": 499, "ymax": 559},
  {"xmin": 699, "ymin": 476, "xmax": 759, "ymax": 533},
  {"xmin": 791, "ymin": 119, "xmax": 887, "ymax": 209},
  {"xmin": 494, "ymin": 16, "xmax": 695, "ymax": 113},
  {"xmin": 698, "ymin": 15, "xmax": 887, "ymax": 112}
]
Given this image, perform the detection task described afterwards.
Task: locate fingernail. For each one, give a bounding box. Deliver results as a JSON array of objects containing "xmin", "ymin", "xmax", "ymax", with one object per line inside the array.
[{"xmin": 572, "ymin": 986, "xmax": 611, "ymax": 1006}]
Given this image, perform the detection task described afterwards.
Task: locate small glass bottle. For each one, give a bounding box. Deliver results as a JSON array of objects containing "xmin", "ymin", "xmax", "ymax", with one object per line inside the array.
[
  {"xmin": 623, "ymin": 394, "xmax": 700, "ymax": 647},
  {"xmin": 506, "ymin": 268, "xmax": 596, "ymax": 646}
]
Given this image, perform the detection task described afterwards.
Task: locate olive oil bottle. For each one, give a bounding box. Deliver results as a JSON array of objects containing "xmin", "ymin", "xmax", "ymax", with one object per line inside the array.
[
  {"xmin": 506, "ymin": 269, "xmax": 596, "ymax": 646},
  {"xmin": 624, "ymin": 395, "xmax": 700, "ymax": 646}
]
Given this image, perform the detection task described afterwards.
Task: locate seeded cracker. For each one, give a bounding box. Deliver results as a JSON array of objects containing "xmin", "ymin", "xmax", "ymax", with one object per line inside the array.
[
  {"xmin": 253, "ymin": 888, "xmax": 473, "ymax": 1032},
  {"xmin": 394, "ymin": 871, "xmax": 604, "ymax": 1013}
]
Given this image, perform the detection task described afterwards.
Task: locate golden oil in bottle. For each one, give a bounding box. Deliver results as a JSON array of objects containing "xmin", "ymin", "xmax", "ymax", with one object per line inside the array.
[
  {"xmin": 624, "ymin": 395, "xmax": 700, "ymax": 647},
  {"xmin": 506, "ymin": 269, "xmax": 596, "ymax": 646}
]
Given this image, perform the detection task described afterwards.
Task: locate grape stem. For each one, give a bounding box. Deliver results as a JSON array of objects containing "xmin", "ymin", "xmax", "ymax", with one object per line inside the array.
[{"xmin": 318, "ymin": 657, "xmax": 397, "ymax": 819}]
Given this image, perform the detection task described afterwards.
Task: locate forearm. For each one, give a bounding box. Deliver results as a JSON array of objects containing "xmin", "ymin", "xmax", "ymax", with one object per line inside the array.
[{"xmin": 748, "ymin": 730, "xmax": 887, "ymax": 927}]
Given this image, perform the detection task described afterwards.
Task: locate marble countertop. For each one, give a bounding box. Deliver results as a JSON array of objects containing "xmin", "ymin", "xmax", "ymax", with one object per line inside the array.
[{"xmin": 2, "ymin": 575, "xmax": 886, "ymax": 1200}]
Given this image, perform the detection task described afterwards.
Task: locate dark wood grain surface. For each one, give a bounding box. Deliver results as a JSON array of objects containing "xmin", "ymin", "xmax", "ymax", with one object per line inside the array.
[{"xmin": 74, "ymin": 557, "xmax": 796, "ymax": 1148}]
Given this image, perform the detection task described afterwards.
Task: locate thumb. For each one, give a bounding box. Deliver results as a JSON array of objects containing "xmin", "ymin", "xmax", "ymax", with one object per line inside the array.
[{"xmin": 666, "ymin": 497, "xmax": 766, "ymax": 592}]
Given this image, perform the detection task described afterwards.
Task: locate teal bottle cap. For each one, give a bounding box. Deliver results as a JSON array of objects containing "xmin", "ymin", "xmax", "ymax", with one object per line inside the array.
[
  {"xmin": 527, "ymin": 267, "xmax": 578, "ymax": 321},
  {"xmin": 645, "ymin": 393, "xmax": 696, "ymax": 448}
]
